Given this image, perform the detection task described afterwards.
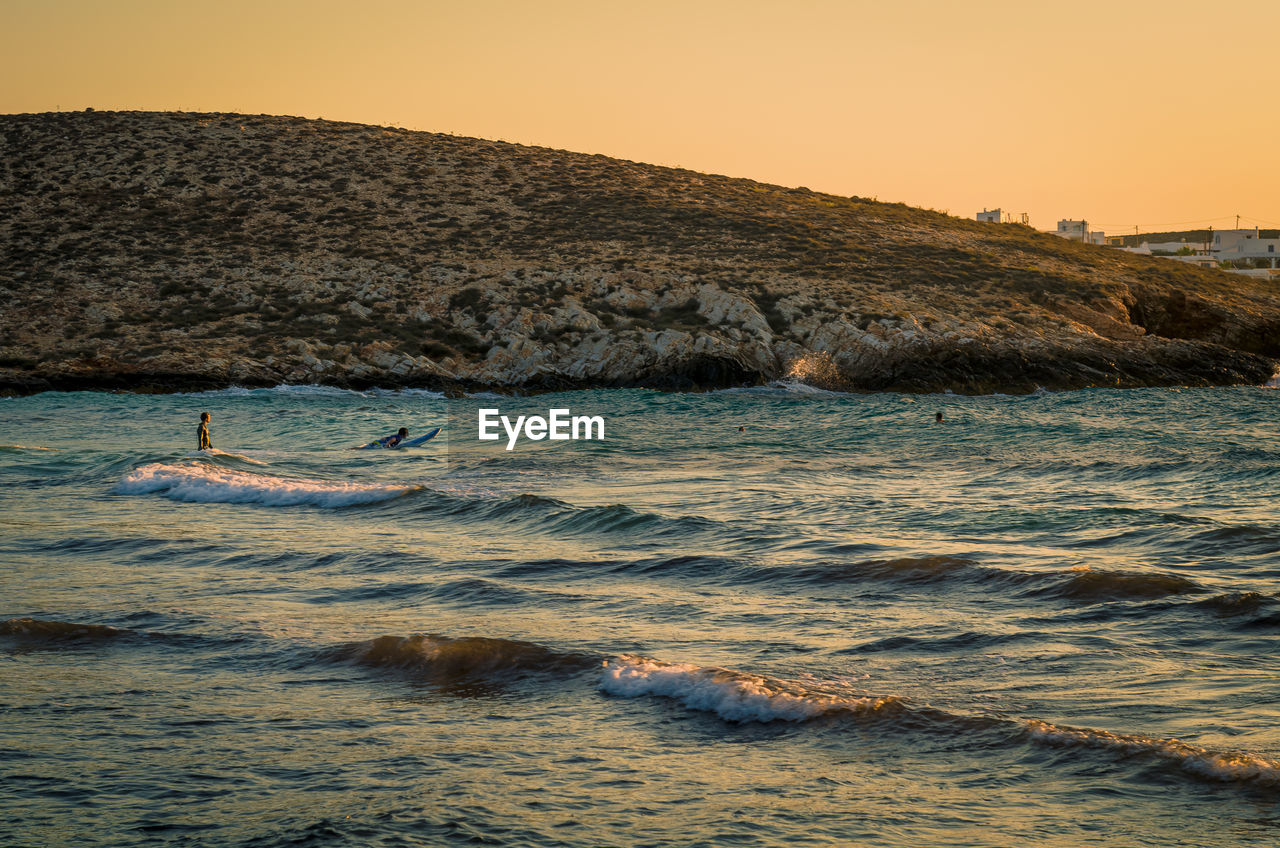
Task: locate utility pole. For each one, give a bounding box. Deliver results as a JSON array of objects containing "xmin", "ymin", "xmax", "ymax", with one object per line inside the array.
[{"xmin": 1236, "ymin": 214, "xmax": 1241, "ymax": 229}]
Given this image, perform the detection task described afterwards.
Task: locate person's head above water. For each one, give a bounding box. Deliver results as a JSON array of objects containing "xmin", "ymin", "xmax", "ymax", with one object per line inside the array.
[
  {"xmin": 935, "ymin": 412, "xmax": 944, "ymax": 422},
  {"xmin": 398, "ymin": 428, "xmax": 409, "ymax": 437},
  {"xmin": 200, "ymin": 412, "xmax": 210, "ymax": 422}
]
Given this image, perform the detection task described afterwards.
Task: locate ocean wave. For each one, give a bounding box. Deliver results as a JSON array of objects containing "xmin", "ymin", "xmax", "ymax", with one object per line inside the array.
[
  {"xmin": 116, "ymin": 462, "xmax": 417, "ymax": 507},
  {"xmin": 184, "ymin": 383, "xmax": 371, "ymax": 398},
  {"xmin": 715, "ymin": 378, "xmax": 849, "ymax": 398},
  {"xmin": 782, "ymin": 555, "xmax": 988, "ymax": 586},
  {"xmin": 768, "ymin": 557, "xmax": 1208, "ymax": 606},
  {"xmin": 489, "ymin": 556, "xmax": 629, "ymax": 580},
  {"xmin": 5, "ymin": 451, "xmax": 154, "ymax": 491},
  {"xmin": 367, "ymin": 387, "xmax": 447, "ymax": 399},
  {"xmin": 0, "ymin": 444, "xmax": 58, "ymax": 452},
  {"xmin": 1184, "ymin": 524, "xmax": 1280, "ymax": 557},
  {"xmin": 1193, "ymin": 591, "xmax": 1280, "ymax": 616},
  {"xmin": 599, "ymin": 655, "xmax": 900, "ymax": 723},
  {"xmin": 1191, "ymin": 592, "xmax": 1280, "ymax": 628},
  {"xmin": 186, "ymin": 447, "xmax": 269, "ymax": 465},
  {"xmin": 598, "ymin": 653, "xmax": 1280, "ymax": 789},
  {"xmin": 413, "ymin": 490, "xmax": 723, "ymax": 541},
  {"xmin": 0, "ymin": 616, "xmax": 244, "ymax": 653},
  {"xmin": 840, "ymin": 630, "xmax": 1042, "ymax": 654},
  {"xmin": 1023, "ymin": 720, "xmax": 1280, "ymax": 787},
  {"xmin": 748, "ymin": 556, "xmax": 1028, "ymax": 595},
  {"xmin": 25, "ymin": 534, "xmax": 228, "ymax": 559},
  {"xmin": 184, "ymin": 383, "xmax": 447, "ymax": 399},
  {"xmin": 328, "ymin": 633, "xmax": 597, "ymax": 684},
  {"xmin": 544, "ymin": 502, "xmax": 718, "ymax": 538},
  {"xmin": 0, "ymin": 617, "xmax": 127, "ymax": 643},
  {"xmin": 1025, "ymin": 567, "xmax": 1204, "ymax": 603},
  {"xmin": 308, "ymin": 576, "xmax": 549, "ymax": 607}
]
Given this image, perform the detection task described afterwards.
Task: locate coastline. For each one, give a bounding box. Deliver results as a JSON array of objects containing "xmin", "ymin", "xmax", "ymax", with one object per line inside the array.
[{"xmin": 2, "ymin": 335, "xmax": 1273, "ymax": 398}]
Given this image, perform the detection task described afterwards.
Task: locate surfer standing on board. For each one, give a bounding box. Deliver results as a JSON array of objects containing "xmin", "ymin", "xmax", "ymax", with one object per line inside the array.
[{"xmin": 197, "ymin": 412, "xmax": 212, "ymax": 450}]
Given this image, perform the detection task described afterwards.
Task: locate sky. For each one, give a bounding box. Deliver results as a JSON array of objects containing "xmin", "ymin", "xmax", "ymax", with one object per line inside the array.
[{"xmin": 4, "ymin": 0, "xmax": 1278, "ymax": 234}]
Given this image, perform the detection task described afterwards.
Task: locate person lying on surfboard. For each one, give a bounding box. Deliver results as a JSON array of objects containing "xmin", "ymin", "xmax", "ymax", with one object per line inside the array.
[
  {"xmin": 352, "ymin": 426, "xmax": 440, "ymax": 450},
  {"xmin": 373, "ymin": 428, "xmax": 409, "ymax": 448}
]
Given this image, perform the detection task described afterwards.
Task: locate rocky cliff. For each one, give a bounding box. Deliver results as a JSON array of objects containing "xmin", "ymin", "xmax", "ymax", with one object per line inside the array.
[{"xmin": 2, "ymin": 110, "xmax": 1279, "ymax": 395}]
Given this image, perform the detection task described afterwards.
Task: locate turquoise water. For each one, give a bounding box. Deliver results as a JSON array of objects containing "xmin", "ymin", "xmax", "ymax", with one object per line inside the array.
[{"xmin": 2, "ymin": 384, "xmax": 1279, "ymax": 847}]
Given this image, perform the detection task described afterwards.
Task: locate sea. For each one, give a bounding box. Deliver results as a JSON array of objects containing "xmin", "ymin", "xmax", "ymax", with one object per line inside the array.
[{"xmin": 2, "ymin": 383, "xmax": 1278, "ymax": 847}]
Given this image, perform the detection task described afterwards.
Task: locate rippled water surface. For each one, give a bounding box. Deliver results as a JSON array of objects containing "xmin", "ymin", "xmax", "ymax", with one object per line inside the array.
[{"xmin": 2, "ymin": 384, "xmax": 1279, "ymax": 847}]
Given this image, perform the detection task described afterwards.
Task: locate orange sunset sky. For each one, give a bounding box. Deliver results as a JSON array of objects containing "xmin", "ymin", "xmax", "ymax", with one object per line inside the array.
[{"xmin": 4, "ymin": 0, "xmax": 1278, "ymax": 235}]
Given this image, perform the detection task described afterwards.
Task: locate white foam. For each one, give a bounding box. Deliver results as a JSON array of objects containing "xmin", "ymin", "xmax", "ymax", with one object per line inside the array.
[
  {"xmin": 116, "ymin": 462, "xmax": 416, "ymax": 507},
  {"xmin": 1025, "ymin": 720, "xmax": 1280, "ymax": 786},
  {"xmin": 186, "ymin": 448, "xmax": 269, "ymax": 465},
  {"xmin": 184, "ymin": 384, "xmax": 369, "ymax": 398},
  {"xmin": 185, "ymin": 383, "xmax": 449, "ymax": 399},
  {"xmin": 599, "ymin": 655, "xmax": 893, "ymax": 723},
  {"xmin": 368, "ymin": 387, "xmax": 447, "ymax": 399},
  {"xmin": 715, "ymin": 380, "xmax": 846, "ymax": 398}
]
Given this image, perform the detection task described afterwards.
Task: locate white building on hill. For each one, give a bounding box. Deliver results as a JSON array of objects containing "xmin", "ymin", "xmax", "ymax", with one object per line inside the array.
[
  {"xmin": 1055, "ymin": 219, "xmax": 1106, "ymax": 245},
  {"xmin": 1212, "ymin": 229, "xmax": 1261, "ymax": 252},
  {"xmin": 976, "ymin": 208, "xmax": 1030, "ymax": 224},
  {"xmin": 1216, "ymin": 233, "xmax": 1280, "ymax": 269},
  {"xmin": 1111, "ymin": 225, "xmax": 1279, "ymax": 277}
]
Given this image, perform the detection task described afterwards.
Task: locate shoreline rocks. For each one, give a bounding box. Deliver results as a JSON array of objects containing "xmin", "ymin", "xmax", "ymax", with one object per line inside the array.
[{"xmin": 3, "ymin": 332, "xmax": 1272, "ymax": 398}]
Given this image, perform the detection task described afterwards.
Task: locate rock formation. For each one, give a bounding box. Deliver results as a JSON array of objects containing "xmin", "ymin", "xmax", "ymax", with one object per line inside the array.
[{"xmin": 2, "ymin": 110, "xmax": 1278, "ymax": 395}]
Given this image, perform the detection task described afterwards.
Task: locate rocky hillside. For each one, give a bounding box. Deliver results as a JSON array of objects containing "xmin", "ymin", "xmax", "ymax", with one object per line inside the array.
[{"xmin": 2, "ymin": 110, "xmax": 1279, "ymax": 395}]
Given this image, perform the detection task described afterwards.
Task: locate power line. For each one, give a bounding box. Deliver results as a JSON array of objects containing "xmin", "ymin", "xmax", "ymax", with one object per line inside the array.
[{"xmin": 1092, "ymin": 215, "xmax": 1255, "ymax": 232}]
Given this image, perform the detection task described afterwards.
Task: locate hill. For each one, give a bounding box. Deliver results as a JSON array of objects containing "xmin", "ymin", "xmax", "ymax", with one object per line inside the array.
[{"xmin": 2, "ymin": 110, "xmax": 1279, "ymax": 395}]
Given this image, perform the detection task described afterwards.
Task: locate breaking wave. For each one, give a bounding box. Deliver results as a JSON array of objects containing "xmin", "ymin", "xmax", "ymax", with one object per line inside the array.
[
  {"xmin": 187, "ymin": 447, "xmax": 269, "ymax": 465},
  {"xmin": 116, "ymin": 462, "xmax": 418, "ymax": 507},
  {"xmin": 599, "ymin": 655, "xmax": 901, "ymax": 723},
  {"xmin": 185, "ymin": 384, "xmax": 447, "ymax": 399},
  {"xmin": 1023, "ymin": 720, "xmax": 1280, "ymax": 787},
  {"xmin": 716, "ymin": 378, "xmax": 849, "ymax": 398},
  {"xmin": 599, "ymin": 654, "xmax": 1280, "ymax": 789}
]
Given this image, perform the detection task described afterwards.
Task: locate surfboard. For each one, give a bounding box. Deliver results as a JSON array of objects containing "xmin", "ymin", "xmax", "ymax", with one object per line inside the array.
[
  {"xmin": 355, "ymin": 427, "xmax": 441, "ymax": 450},
  {"xmin": 397, "ymin": 427, "xmax": 441, "ymax": 448}
]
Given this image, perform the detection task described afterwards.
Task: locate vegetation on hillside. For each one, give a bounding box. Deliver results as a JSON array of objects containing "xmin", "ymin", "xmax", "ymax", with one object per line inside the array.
[{"xmin": 1, "ymin": 111, "xmax": 1278, "ymax": 393}]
